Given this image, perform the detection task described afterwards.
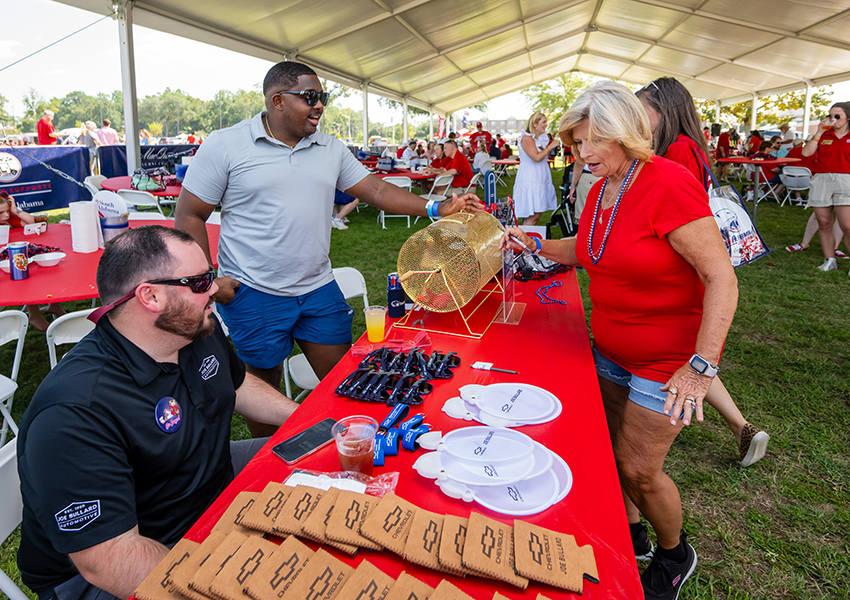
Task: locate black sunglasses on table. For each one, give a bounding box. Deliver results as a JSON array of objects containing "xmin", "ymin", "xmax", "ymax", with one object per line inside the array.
[
  {"xmin": 275, "ymin": 90, "xmax": 330, "ymax": 107},
  {"xmin": 88, "ymin": 268, "xmax": 216, "ymax": 323}
]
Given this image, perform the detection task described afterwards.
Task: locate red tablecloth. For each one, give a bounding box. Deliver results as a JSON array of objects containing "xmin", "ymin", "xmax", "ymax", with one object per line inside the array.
[
  {"xmin": 716, "ymin": 156, "xmax": 800, "ymax": 221},
  {"xmin": 492, "ymin": 159, "xmax": 520, "ymax": 166},
  {"xmin": 1, "ymin": 221, "xmax": 220, "ymax": 307},
  {"xmin": 183, "ymin": 270, "xmax": 643, "ymax": 599},
  {"xmin": 373, "ymin": 168, "xmax": 436, "ymax": 181},
  {"xmin": 101, "ymin": 175, "xmax": 184, "ymax": 198}
]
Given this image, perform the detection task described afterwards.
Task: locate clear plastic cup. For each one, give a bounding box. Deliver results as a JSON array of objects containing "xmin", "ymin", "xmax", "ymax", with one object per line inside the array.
[
  {"xmin": 332, "ymin": 415, "xmax": 378, "ymax": 475},
  {"xmin": 363, "ymin": 305, "xmax": 387, "ymax": 342}
]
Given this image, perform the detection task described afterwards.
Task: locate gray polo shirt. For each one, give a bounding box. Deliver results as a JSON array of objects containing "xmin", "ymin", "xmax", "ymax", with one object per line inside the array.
[{"xmin": 183, "ymin": 112, "xmax": 369, "ymax": 296}]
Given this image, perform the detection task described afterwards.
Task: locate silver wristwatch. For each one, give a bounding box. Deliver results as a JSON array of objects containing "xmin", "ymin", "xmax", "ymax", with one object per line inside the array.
[{"xmin": 689, "ymin": 353, "xmax": 719, "ymax": 377}]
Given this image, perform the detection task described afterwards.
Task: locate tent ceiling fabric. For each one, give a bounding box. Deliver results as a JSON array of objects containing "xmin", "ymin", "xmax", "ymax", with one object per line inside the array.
[{"xmin": 58, "ymin": 0, "xmax": 850, "ymax": 114}]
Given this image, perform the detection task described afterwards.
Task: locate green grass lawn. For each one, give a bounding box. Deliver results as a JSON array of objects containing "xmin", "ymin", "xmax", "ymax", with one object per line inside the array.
[{"xmin": 2, "ymin": 167, "xmax": 849, "ymax": 599}]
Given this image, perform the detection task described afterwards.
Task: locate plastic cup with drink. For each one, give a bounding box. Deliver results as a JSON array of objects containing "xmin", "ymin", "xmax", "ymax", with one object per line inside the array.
[
  {"xmin": 332, "ymin": 415, "xmax": 378, "ymax": 475},
  {"xmin": 363, "ymin": 305, "xmax": 387, "ymax": 343}
]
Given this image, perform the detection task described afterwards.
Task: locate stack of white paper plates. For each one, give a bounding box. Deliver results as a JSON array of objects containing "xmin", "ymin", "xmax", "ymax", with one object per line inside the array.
[
  {"xmin": 414, "ymin": 427, "xmax": 573, "ymax": 516},
  {"xmin": 443, "ymin": 383, "xmax": 562, "ymax": 427}
]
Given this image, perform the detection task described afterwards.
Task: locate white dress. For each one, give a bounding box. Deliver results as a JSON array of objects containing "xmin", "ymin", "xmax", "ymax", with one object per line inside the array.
[{"xmin": 513, "ymin": 132, "xmax": 557, "ymax": 218}]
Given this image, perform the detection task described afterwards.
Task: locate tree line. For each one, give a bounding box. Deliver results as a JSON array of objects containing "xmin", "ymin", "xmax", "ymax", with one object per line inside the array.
[{"xmin": 0, "ymin": 84, "xmax": 442, "ymax": 142}]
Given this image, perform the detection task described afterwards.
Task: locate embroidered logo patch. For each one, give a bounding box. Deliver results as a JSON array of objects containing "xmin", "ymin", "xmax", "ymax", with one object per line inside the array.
[
  {"xmin": 200, "ymin": 355, "xmax": 219, "ymax": 380},
  {"xmin": 155, "ymin": 396, "xmax": 182, "ymax": 433},
  {"xmin": 55, "ymin": 500, "xmax": 100, "ymax": 532}
]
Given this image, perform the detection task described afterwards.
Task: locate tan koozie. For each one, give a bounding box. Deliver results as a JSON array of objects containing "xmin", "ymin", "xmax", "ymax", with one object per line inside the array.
[
  {"xmin": 332, "ymin": 560, "xmax": 395, "ymax": 600},
  {"xmin": 325, "ymin": 490, "xmax": 382, "ymax": 551},
  {"xmin": 135, "ymin": 538, "xmax": 199, "ymax": 600},
  {"xmin": 170, "ymin": 531, "xmax": 228, "ymax": 600},
  {"xmin": 279, "ymin": 548, "xmax": 353, "ymax": 600},
  {"xmin": 437, "ymin": 515, "xmax": 475, "ymax": 576},
  {"xmin": 384, "ymin": 572, "xmax": 434, "ymax": 600},
  {"xmin": 244, "ymin": 536, "xmax": 315, "ymax": 600},
  {"xmin": 513, "ymin": 521, "xmax": 599, "ymax": 594},
  {"xmin": 300, "ymin": 487, "xmax": 359, "ymax": 555},
  {"xmin": 209, "ymin": 536, "xmax": 280, "ymax": 600},
  {"xmin": 461, "ymin": 513, "xmax": 528, "ymax": 589},
  {"xmin": 240, "ymin": 482, "xmax": 292, "ymax": 535},
  {"xmin": 359, "ymin": 493, "xmax": 417, "ymax": 555},
  {"xmin": 190, "ymin": 531, "xmax": 248, "ymax": 598},
  {"xmin": 273, "ymin": 484, "xmax": 325, "ymax": 536},
  {"xmin": 212, "ymin": 492, "xmax": 263, "ymax": 538}
]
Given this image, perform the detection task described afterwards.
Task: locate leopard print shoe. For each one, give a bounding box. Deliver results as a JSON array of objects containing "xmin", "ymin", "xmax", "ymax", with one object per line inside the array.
[{"xmin": 739, "ymin": 423, "xmax": 770, "ymax": 467}]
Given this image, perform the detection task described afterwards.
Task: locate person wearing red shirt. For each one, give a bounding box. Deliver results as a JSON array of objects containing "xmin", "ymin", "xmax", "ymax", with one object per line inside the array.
[
  {"xmin": 499, "ymin": 143, "xmax": 513, "ymax": 159},
  {"xmin": 715, "ymin": 128, "xmax": 733, "ymax": 180},
  {"xmin": 37, "ymin": 110, "xmax": 59, "ymax": 145},
  {"xmin": 801, "ymin": 101, "xmax": 850, "ymax": 272},
  {"xmin": 430, "ymin": 139, "xmax": 472, "ymax": 196},
  {"xmin": 746, "ymin": 130, "xmax": 763, "ymax": 155},
  {"xmin": 495, "ymin": 133, "xmax": 505, "ymax": 148},
  {"xmin": 426, "ymin": 143, "xmax": 451, "ymax": 170},
  {"xmin": 637, "ymin": 76, "xmax": 768, "ymax": 471},
  {"xmin": 468, "ymin": 122, "xmax": 492, "ymax": 151},
  {"xmin": 503, "ymin": 81, "xmax": 738, "ymax": 600}
]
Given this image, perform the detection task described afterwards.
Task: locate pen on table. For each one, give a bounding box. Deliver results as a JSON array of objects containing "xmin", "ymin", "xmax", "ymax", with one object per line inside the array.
[{"xmin": 472, "ymin": 361, "xmax": 519, "ymax": 374}]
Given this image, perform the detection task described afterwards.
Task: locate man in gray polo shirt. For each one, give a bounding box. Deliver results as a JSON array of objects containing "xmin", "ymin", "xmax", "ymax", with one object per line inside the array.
[{"xmin": 176, "ymin": 61, "xmax": 482, "ymax": 436}]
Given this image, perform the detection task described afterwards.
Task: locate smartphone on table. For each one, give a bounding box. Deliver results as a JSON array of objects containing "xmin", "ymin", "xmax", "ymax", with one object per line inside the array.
[{"xmin": 272, "ymin": 417, "xmax": 336, "ymax": 465}]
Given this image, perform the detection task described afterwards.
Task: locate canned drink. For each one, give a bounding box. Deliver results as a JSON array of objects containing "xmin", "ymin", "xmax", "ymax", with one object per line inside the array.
[{"xmin": 7, "ymin": 241, "xmax": 29, "ymax": 281}]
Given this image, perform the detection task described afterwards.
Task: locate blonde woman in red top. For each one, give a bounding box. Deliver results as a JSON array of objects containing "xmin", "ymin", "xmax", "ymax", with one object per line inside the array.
[
  {"xmin": 801, "ymin": 102, "xmax": 850, "ymax": 272},
  {"xmin": 502, "ymin": 81, "xmax": 738, "ymax": 600}
]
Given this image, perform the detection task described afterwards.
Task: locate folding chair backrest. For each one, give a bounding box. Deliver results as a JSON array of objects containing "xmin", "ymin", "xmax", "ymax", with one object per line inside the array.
[
  {"xmin": 464, "ymin": 173, "xmax": 483, "ymax": 193},
  {"xmin": 383, "ymin": 177, "xmax": 413, "ymax": 191},
  {"xmin": 46, "ymin": 309, "xmax": 96, "ymax": 369},
  {"xmin": 129, "ymin": 212, "xmax": 169, "ymax": 220},
  {"xmin": 84, "ymin": 174, "xmax": 107, "ymax": 197},
  {"xmin": 333, "ymin": 267, "xmax": 370, "ymax": 308},
  {"xmin": 0, "ymin": 443, "xmax": 29, "ymax": 600},
  {"xmin": 428, "ymin": 174, "xmax": 454, "ymax": 195},
  {"xmin": 782, "ymin": 166, "xmax": 811, "ymax": 178},
  {"xmin": 0, "ymin": 310, "xmax": 27, "ymax": 453},
  {"xmin": 116, "ymin": 189, "xmax": 164, "ymax": 216}
]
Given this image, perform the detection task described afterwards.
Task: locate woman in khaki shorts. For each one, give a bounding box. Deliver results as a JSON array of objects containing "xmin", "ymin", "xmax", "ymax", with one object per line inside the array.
[{"xmin": 802, "ymin": 101, "xmax": 850, "ymax": 272}]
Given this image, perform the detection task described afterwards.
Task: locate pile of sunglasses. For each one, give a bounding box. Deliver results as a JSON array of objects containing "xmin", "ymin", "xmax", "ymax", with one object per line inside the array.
[{"xmin": 335, "ymin": 347, "xmax": 461, "ymax": 406}]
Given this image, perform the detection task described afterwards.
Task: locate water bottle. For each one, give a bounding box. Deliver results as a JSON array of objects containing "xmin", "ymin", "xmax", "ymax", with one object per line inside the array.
[{"xmin": 387, "ymin": 272, "xmax": 405, "ymax": 318}]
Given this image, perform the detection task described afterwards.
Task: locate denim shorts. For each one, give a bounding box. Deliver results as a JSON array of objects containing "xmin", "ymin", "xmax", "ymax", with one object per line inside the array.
[
  {"xmin": 216, "ymin": 280, "xmax": 354, "ymax": 369},
  {"xmin": 592, "ymin": 347, "xmax": 681, "ymax": 418}
]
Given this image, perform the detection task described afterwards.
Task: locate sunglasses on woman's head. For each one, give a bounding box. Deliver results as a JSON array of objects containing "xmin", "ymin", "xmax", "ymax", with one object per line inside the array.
[{"xmin": 275, "ymin": 90, "xmax": 330, "ymax": 107}]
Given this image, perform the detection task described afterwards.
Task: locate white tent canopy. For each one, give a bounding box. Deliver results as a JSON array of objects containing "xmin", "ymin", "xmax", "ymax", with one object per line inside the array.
[{"xmin": 54, "ymin": 0, "xmax": 850, "ymax": 170}]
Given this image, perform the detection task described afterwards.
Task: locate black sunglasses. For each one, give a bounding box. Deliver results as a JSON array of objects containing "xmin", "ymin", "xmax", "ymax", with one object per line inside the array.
[
  {"xmin": 148, "ymin": 268, "xmax": 216, "ymax": 293},
  {"xmin": 88, "ymin": 268, "xmax": 216, "ymax": 324},
  {"xmin": 275, "ymin": 90, "xmax": 330, "ymax": 107}
]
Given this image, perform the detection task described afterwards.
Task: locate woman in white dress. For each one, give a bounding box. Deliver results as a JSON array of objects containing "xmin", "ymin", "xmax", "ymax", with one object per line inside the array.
[{"xmin": 514, "ymin": 111, "xmax": 560, "ymax": 225}]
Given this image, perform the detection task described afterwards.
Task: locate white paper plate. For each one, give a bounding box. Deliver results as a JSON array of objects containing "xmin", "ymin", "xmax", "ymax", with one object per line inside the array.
[
  {"xmin": 470, "ymin": 383, "xmax": 560, "ymax": 424},
  {"xmin": 437, "ymin": 426, "xmax": 534, "ymax": 462},
  {"xmin": 550, "ymin": 451, "xmax": 574, "ymax": 503},
  {"xmin": 435, "ymin": 469, "xmax": 560, "ymax": 516},
  {"xmin": 437, "ymin": 450, "xmax": 536, "ymax": 487}
]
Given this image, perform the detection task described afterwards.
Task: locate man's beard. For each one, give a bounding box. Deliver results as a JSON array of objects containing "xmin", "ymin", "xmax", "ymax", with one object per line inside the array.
[{"xmin": 154, "ymin": 289, "xmax": 216, "ymax": 342}]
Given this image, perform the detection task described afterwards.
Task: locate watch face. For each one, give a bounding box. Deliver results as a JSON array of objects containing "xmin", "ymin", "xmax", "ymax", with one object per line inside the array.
[{"xmin": 691, "ymin": 356, "xmax": 709, "ymax": 373}]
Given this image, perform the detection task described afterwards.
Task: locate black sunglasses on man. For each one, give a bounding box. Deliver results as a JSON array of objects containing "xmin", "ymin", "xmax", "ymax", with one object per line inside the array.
[{"xmin": 275, "ymin": 90, "xmax": 330, "ymax": 107}]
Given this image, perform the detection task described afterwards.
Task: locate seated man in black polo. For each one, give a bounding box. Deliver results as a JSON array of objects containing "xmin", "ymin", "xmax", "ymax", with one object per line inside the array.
[{"xmin": 16, "ymin": 225, "xmax": 300, "ymax": 600}]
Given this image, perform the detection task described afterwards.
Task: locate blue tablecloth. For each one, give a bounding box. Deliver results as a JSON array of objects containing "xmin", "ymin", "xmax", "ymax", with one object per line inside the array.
[
  {"xmin": 0, "ymin": 146, "xmax": 91, "ymax": 211},
  {"xmin": 98, "ymin": 144, "xmax": 199, "ymax": 178}
]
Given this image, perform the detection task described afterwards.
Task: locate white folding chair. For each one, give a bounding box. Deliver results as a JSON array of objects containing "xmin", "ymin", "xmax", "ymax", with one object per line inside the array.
[
  {"xmin": 378, "ymin": 177, "xmax": 412, "ymax": 229},
  {"xmin": 0, "ymin": 311, "xmax": 28, "ymax": 447},
  {"xmin": 83, "ymin": 174, "xmax": 106, "ymax": 197},
  {"xmin": 744, "ymin": 164, "xmax": 783, "ymax": 204},
  {"xmin": 46, "ymin": 308, "xmax": 96, "ymax": 369},
  {"xmin": 463, "ymin": 172, "xmax": 483, "ymax": 194},
  {"xmin": 283, "ymin": 267, "xmax": 370, "ymax": 402},
  {"xmin": 415, "ymin": 174, "xmax": 454, "ymax": 224},
  {"xmin": 116, "ymin": 189, "xmax": 166, "ymax": 217},
  {"xmin": 779, "ymin": 166, "xmax": 812, "ymax": 206},
  {"xmin": 0, "ymin": 443, "xmax": 29, "ymax": 600},
  {"xmin": 492, "ymin": 162, "xmax": 509, "ymax": 186}
]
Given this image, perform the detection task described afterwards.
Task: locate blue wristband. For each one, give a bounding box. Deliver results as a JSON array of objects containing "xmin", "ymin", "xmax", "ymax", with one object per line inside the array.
[
  {"xmin": 427, "ymin": 200, "xmax": 440, "ymax": 219},
  {"xmin": 533, "ymin": 236, "xmax": 542, "ymax": 255}
]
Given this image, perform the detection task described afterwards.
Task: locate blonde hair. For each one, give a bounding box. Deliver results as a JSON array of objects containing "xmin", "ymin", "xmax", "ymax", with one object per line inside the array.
[
  {"xmin": 558, "ymin": 80, "xmax": 653, "ymax": 162},
  {"xmin": 525, "ymin": 111, "xmax": 547, "ymax": 134}
]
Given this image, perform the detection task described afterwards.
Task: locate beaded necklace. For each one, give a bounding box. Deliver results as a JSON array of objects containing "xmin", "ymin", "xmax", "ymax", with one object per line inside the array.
[{"xmin": 587, "ymin": 159, "xmax": 639, "ymax": 264}]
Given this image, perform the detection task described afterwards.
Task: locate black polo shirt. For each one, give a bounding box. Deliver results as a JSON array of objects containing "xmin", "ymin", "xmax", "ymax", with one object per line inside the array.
[{"xmin": 16, "ymin": 316, "xmax": 246, "ymax": 598}]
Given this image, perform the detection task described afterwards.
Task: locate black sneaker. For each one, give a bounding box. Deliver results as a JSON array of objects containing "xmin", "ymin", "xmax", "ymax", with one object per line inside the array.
[
  {"xmin": 632, "ymin": 522, "xmax": 654, "ymax": 561},
  {"xmin": 641, "ymin": 534, "xmax": 697, "ymax": 600}
]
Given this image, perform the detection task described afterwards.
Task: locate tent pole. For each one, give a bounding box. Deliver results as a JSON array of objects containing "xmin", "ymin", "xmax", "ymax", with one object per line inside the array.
[
  {"xmin": 750, "ymin": 94, "xmax": 758, "ymax": 132},
  {"xmin": 362, "ymin": 84, "xmax": 369, "ymax": 149},
  {"xmin": 116, "ymin": 0, "xmax": 140, "ymax": 174},
  {"xmin": 714, "ymin": 101, "xmax": 721, "ymax": 124},
  {"xmin": 429, "ymin": 108, "xmax": 433, "ymax": 140},
  {"xmin": 803, "ymin": 80, "xmax": 813, "ymax": 140},
  {"xmin": 403, "ymin": 97, "xmax": 408, "ymax": 143}
]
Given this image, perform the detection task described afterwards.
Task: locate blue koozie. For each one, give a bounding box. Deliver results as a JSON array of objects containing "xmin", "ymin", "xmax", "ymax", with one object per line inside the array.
[{"xmin": 387, "ymin": 272, "xmax": 405, "ymax": 318}]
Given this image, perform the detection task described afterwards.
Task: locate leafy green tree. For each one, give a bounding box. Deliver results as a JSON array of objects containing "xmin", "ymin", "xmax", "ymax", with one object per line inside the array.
[
  {"xmin": 147, "ymin": 122, "xmax": 163, "ymax": 138},
  {"xmin": 521, "ymin": 73, "xmax": 594, "ymax": 132},
  {"xmin": 55, "ymin": 91, "xmax": 100, "ymax": 130},
  {"xmin": 20, "ymin": 88, "xmax": 57, "ymax": 132},
  {"xmin": 695, "ymin": 87, "xmax": 833, "ymax": 129},
  {"xmin": 0, "ymin": 94, "xmax": 17, "ymax": 130}
]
